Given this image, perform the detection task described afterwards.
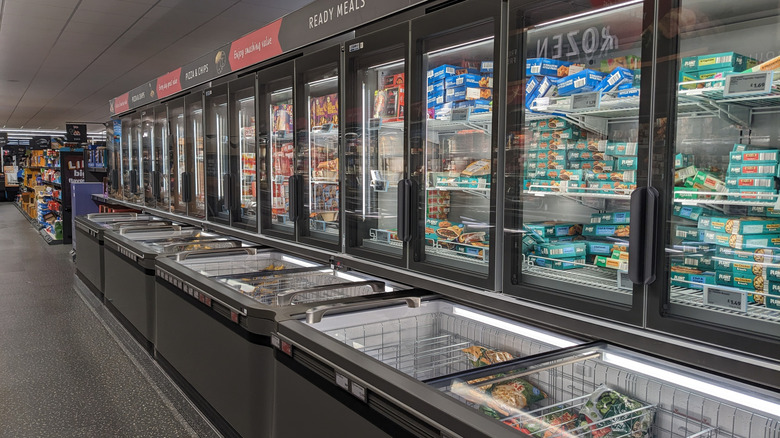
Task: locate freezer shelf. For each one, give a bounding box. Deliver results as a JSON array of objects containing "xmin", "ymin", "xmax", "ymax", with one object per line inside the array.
[
  {"xmin": 430, "ymin": 343, "xmax": 780, "ymax": 438},
  {"xmin": 670, "ymin": 286, "xmax": 780, "ymax": 324},
  {"xmin": 523, "ymin": 255, "xmax": 631, "ymax": 296},
  {"xmin": 312, "ymin": 300, "xmax": 578, "ymax": 381}
]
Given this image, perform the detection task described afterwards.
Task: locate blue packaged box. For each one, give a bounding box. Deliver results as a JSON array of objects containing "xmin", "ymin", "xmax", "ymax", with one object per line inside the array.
[
  {"xmin": 597, "ymin": 67, "xmax": 634, "ymax": 92},
  {"xmin": 526, "ymin": 76, "xmax": 541, "ymax": 96},
  {"xmin": 671, "ymin": 271, "xmax": 716, "ymax": 290},
  {"xmin": 525, "ymin": 76, "xmax": 557, "ymax": 110},
  {"xmin": 445, "ymin": 86, "xmax": 482, "ymax": 103},
  {"xmin": 616, "ymin": 87, "xmax": 640, "ymax": 98},
  {"xmin": 584, "ymin": 240, "xmax": 615, "ymax": 256},
  {"xmin": 526, "ymin": 58, "xmax": 571, "ymax": 77},
  {"xmin": 444, "ymin": 73, "xmax": 482, "ymax": 88},
  {"xmin": 427, "ymin": 64, "xmax": 458, "ymax": 84},
  {"xmin": 454, "ymin": 99, "xmax": 491, "ymax": 113},
  {"xmin": 433, "ymin": 103, "xmax": 453, "ymax": 120},
  {"xmin": 480, "ymin": 61, "xmax": 494, "ymax": 73},
  {"xmin": 427, "ymin": 80, "xmax": 445, "ymax": 94},
  {"xmin": 427, "ymin": 89, "xmax": 445, "ymax": 108},
  {"xmin": 557, "ymin": 70, "xmax": 606, "ymax": 96}
]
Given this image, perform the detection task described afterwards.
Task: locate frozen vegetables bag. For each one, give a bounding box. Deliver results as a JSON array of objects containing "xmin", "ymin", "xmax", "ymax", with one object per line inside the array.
[{"xmin": 576, "ymin": 385, "xmax": 654, "ymax": 438}]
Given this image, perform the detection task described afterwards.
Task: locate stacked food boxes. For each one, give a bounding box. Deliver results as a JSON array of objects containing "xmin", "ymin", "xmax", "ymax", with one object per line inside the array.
[
  {"xmin": 522, "ymin": 221, "xmax": 585, "ymax": 270},
  {"xmin": 427, "ymin": 190, "xmax": 451, "ymax": 220},
  {"xmin": 583, "ymin": 212, "xmax": 630, "ymax": 271},
  {"xmin": 678, "ymin": 51, "xmax": 758, "ymax": 90},
  {"xmin": 725, "ymin": 145, "xmax": 779, "ymax": 200},
  {"xmin": 426, "ymin": 62, "xmax": 493, "ymax": 120}
]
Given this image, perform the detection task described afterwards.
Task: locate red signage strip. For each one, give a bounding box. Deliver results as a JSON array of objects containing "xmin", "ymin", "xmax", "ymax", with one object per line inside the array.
[
  {"xmin": 113, "ymin": 93, "xmax": 129, "ymax": 114},
  {"xmin": 157, "ymin": 68, "xmax": 182, "ymax": 99},
  {"xmin": 229, "ymin": 19, "xmax": 284, "ymax": 72}
]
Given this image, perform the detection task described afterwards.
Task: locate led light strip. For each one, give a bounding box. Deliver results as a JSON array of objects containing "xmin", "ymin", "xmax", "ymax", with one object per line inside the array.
[{"xmin": 453, "ymin": 306, "xmax": 577, "ymax": 348}]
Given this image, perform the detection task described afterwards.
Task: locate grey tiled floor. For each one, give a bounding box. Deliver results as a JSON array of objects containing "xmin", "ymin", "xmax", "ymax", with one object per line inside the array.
[{"xmin": 0, "ymin": 203, "xmax": 221, "ymax": 437}]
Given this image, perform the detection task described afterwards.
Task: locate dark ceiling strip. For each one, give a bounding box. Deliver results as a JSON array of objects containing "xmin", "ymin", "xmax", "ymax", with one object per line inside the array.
[{"xmin": 0, "ymin": 0, "xmax": 5, "ymax": 35}]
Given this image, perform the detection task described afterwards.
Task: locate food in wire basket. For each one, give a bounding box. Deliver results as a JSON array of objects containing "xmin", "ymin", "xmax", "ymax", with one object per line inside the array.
[
  {"xmin": 461, "ymin": 346, "xmax": 514, "ymax": 367},
  {"xmin": 480, "ymin": 377, "xmax": 548, "ymax": 418},
  {"xmin": 576, "ymin": 386, "xmax": 654, "ymax": 438},
  {"xmin": 504, "ymin": 406, "xmax": 578, "ymax": 438}
]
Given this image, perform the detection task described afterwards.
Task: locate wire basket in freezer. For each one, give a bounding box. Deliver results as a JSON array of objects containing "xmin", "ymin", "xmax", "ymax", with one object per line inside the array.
[{"xmin": 178, "ymin": 251, "xmax": 319, "ymax": 277}]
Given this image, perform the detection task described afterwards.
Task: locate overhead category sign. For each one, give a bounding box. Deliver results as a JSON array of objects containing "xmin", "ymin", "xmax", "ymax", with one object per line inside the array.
[{"xmin": 110, "ymin": 0, "xmax": 424, "ymax": 116}]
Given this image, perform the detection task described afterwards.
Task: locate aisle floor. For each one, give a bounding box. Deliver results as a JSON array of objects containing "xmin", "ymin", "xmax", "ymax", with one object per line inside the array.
[{"xmin": 0, "ymin": 203, "xmax": 221, "ymax": 437}]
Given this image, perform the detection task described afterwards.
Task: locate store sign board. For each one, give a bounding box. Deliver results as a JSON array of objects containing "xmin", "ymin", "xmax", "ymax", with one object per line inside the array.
[
  {"xmin": 66, "ymin": 124, "xmax": 87, "ymax": 143},
  {"xmin": 0, "ymin": 132, "xmax": 7, "ymax": 147},
  {"xmin": 157, "ymin": 68, "xmax": 183, "ymax": 99},
  {"xmin": 179, "ymin": 44, "xmax": 233, "ymax": 91},
  {"xmin": 723, "ymin": 71, "xmax": 773, "ymax": 97},
  {"xmin": 31, "ymin": 136, "xmax": 51, "ymax": 150},
  {"xmin": 128, "ymin": 80, "xmax": 158, "ymax": 110},
  {"xmin": 704, "ymin": 286, "xmax": 748, "ymax": 313},
  {"xmin": 229, "ymin": 19, "xmax": 283, "ymax": 71}
]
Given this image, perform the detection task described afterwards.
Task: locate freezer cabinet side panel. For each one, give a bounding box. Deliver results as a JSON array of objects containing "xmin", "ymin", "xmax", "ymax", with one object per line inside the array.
[
  {"xmin": 154, "ymin": 280, "xmax": 273, "ymax": 438},
  {"xmin": 103, "ymin": 248, "xmax": 155, "ymax": 346},
  {"xmin": 75, "ymin": 226, "xmax": 103, "ymax": 295}
]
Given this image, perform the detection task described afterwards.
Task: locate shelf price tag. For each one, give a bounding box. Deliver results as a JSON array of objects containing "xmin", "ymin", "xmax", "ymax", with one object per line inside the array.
[
  {"xmin": 723, "ymin": 71, "xmax": 773, "ymax": 97},
  {"xmin": 617, "ymin": 271, "xmax": 633, "ymax": 290},
  {"xmin": 335, "ymin": 372, "xmax": 349, "ymax": 391},
  {"xmin": 570, "ymin": 92, "xmax": 600, "ymax": 111},
  {"xmin": 450, "ymin": 107, "xmax": 470, "ymax": 122},
  {"xmin": 704, "ymin": 286, "xmax": 748, "ymax": 313}
]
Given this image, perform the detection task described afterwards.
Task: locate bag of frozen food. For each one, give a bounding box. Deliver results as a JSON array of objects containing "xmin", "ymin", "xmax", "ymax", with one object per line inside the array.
[
  {"xmin": 461, "ymin": 345, "xmax": 514, "ymax": 367},
  {"xmin": 461, "ymin": 159, "xmax": 491, "ymax": 176},
  {"xmin": 509, "ymin": 406, "xmax": 578, "ymax": 438},
  {"xmin": 576, "ymin": 386, "xmax": 654, "ymax": 438},
  {"xmin": 479, "ymin": 377, "xmax": 548, "ymax": 419}
]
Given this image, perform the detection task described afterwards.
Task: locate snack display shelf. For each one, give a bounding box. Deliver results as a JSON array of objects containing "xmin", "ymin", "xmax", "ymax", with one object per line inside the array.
[
  {"xmin": 678, "ymin": 77, "xmax": 780, "ymax": 107},
  {"xmin": 526, "ymin": 185, "xmax": 632, "ymax": 200},
  {"xmin": 670, "ymin": 286, "xmax": 780, "ymax": 324},
  {"xmin": 41, "ymin": 180, "xmax": 61, "ymax": 188},
  {"xmin": 39, "ymin": 227, "xmax": 61, "ymax": 244},
  {"xmin": 523, "ymin": 255, "xmax": 631, "ymax": 296}
]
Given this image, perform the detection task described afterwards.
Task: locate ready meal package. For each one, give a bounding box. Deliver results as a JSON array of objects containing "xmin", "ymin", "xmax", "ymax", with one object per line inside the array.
[
  {"xmin": 576, "ymin": 386, "xmax": 654, "ymax": 438},
  {"xmin": 702, "ymin": 230, "xmax": 780, "ymax": 250},
  {"xmin": 530, "ymin": 117, "xmax": 571, "ymax": 131},
  {"xmin": 535, "ymin": 257, "xmax": 585, "ymax": 270},
  {"xmin": 461, "ymin": 346, "xmax": 514, "ymax": 367},
  {"xmin": 671, "ymin": 269, "xmax": 716, "ymax": 290},
  {"xmin": 727, "ymin": 162, "xmax": 780, "ymax": 176},
  {"xmin": 525, "ymin": 222, "xmax": 583, "ymax": 241},
  {"xmin": 462, "ymin": 159, "xmax": 491, "ymax": 176},
  {"xmin": 425, "ymin": 218, "xmax": 465, "ymax": 242},
  {"xmin": 591, "ymin": 211, "xmax": 630, "ymax": 225},
  {"xmin": 707, "ymin": 216, "xmax": 780, "ymax": 234},
  {"xmin": 537, "ymin": 242, "xmax": 587, "ymax": 258}
]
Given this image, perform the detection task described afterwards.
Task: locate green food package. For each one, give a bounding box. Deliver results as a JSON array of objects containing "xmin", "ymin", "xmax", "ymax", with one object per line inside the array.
[
  {"xmin": 479, "ymin": 377, "xmax": 548, "ymax": 418},
  {"xmin": 576, "ymin": 386, "xmax": 654, "ymax": 438}
]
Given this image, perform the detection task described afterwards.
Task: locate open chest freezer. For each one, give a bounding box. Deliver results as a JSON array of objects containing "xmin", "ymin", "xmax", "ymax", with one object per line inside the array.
[
  {"xmin": 272, "ymin": 297, "xmax": 583, "ymax": 438},
  {"xmin": 275, "ymin": 298, "xmax": 780, "ymax": 437},
  {"xmin": 74, "ymin": 212, "xmax": 169, "ymax": 297},
  {"xmin": 102, "ymin": 225, "xmax": 244, "ymax": 350},
  {"xmin": 153, "ymin": 249, "xmax": 407, "ymax": 438}
]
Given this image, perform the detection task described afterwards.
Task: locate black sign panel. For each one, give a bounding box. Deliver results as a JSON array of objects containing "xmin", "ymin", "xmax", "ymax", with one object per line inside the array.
[
  {"xmin": 66, "ymin": 124, "xmax": 87, "ymax": 143},
  {"xmin": 0, "ymin": 132, "xmax": 7, "ymax": 147},
  {"xmin": 179, "ymin": 44, "xmax": 232, "ymax": 90},
  {"xmin": 31, "ymin": 136, "xmax": 51, "ymax": 150},
  {"xmin": 127, "ymin": 80, "xmax": 158, "ymax": 111}
]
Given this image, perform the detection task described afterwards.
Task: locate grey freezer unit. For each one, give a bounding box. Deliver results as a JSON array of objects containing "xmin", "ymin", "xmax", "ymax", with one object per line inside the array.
[
  {"xmin": 102, "ymin": 226, "xmax": 243, "ymax": 350},
  {"xmin": 273, "ymin": 298, "xmax": 780, "ymax": 438},
  {"xmin": 74, "ymin": 212, "xmax": 169, "ymax": 298},
  {"xmin": 153, "ymin": 250, "xmax": 405, "ymax": 438}
]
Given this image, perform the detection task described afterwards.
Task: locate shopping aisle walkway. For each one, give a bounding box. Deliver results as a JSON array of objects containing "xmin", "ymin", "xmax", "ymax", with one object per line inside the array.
[{"xmin": 0, "ymin": 204, "xmax": 220, "ymax": 437}]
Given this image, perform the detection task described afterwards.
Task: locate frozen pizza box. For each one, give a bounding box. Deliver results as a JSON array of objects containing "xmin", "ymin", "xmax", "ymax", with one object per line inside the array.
[
  {"xmin": 713, "ymin": 258, "xmax": 765, "ymax": 276},
  {"xmin": 537, "ymin": 242, "xmax": 587, "ymax": 259},
  {"xmin": 534, "ymin": 256, "xmax": 585, "ymax": 270},
  {"xmin": 767, "ymin": 294, "xmax": 780, "ymax": 310},
  {"xmin": 716, "ymin": 246, "xmax": 780, "ymax": 263},
  {"xmin": 728, "ymin": 149, "xmax": 780, "ymax": 163},
  {"xmin": 707, "ymin": 216, "xmax": 780, "ymax": 235},
  {"xmin": 702, "ymin": 229, "xmax": 780, "ymax": 249},
  {"xmin": 727, "ymin": 162, "xmax": 779, "ymax": 176},
  {"xmin": 582, "ymin": 224, "xmax": 630, "ymax": 237},
  {"xmin": 715, "ymin": 271, "xmax": 767, "ymax": 293},
  {"xmin": 524, "ymin": 222, "xmax": 583, "ymax": 240}
]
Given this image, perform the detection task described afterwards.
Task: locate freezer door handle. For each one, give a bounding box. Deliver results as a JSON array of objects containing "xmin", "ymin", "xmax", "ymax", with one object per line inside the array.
[
  {"xmin": 275, "ymin": 280, "xmax": 385, "ymax": 306},
  {"xmin": 152, "ymin": 171, "xmax": 161, "ymax": 200},
  {"xmin": 628, "ymin": 186, "xmax": 659, "ymax": 285},
  {"xmin": 306, "ymin": 297, "xmax": 421, "ymax": 324},
  {"xmin": 175, "ymin": 247, "xmax": 257, "ymax": 261},
  {"xmin": 222, "ymin": 173, "xmax": 232, "ymax": 210},
  {"xmin": 289, "ymin": 174, "xmax": 304, "ymax": 221},
  {"xmin": 182, "ymin": 172, "xmax": 192, "ymax": 203},
  {"xmin": 397, "ymin": 179, "xmax": 417, "ymax": 242},
  {"xmin": 129, "ymin": 169, "xmax": 139, "ymax": 194}
]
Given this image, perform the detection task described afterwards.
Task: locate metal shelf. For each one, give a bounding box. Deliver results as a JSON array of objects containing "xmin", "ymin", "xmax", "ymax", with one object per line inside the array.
[
  {"xmin": 674, "ymin": 191, "xmax": 778, "ymax": 207},
  {"xmin": 424, "ymin": 243, "xmax": 488, "ymax": 266},
  {"xmin": 523, "ymin": 255, "xmax": 631, "ymax": 296},
  {"xmin": 526, "ymin": 185, "xmax": 632, "ymax": 200},
  {"xmin": 670, "ymin": 286, "xmax": 780, "ymax": 324}
]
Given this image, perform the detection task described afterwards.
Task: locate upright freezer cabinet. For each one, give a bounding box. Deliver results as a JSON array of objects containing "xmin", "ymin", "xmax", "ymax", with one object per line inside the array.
[
  {"xmin": 151, "ymin": 103, "xmax": 170, "ymax": 211},
  {"xmin": 502, "ymin": 0, "xmax": 650, "ymax": 325},
  {"xmin": 163, "ymin": 91, "xmax": 206, "ymax": 219},
  {"xmin": 120, "ymin": 113, "xmax": 142, "ymax": 204},
  {"xmin": 646, "ymin": 0, "xmax": 780, "ymax": 360},
  {"xmin": 168, "ymin": 97, "xmax": 188, "ymax": 216},
  {"xmin": 275, "ymin": 298, "xmax": 780, "ymax": 437},
  {"xmin": 141, "ymin": 108, "xmax": 155, "ymax": 207},
  {"xmin": 153, "ymin": 249, "xmax": 404, "ymax": 437}
]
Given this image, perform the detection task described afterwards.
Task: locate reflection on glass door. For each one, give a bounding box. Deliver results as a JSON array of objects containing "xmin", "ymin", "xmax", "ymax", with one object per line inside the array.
[
  {"xmin": 141, "ymin": 109, "xmax": 154, "ymax": 207},
  {"xmin": 345, "ymin": 31, "xmax": 406, "ymax": 261},
  {"xmin": 154, "ymin": 104, "xmax": 169, "ymax": 210},
  {"xmin": 231, "ymin": 77, "xmax": 257, "ymax": 230},
  {"xmin": 169, "ymin": 100, "xmax": 187, "ymax": 215},
  {"xmin": 121, "ymin": 116, "xmax": 132, "ymax": 201},
  {"xmin": 187, "ymin": 94, "xmax": 205, "ymax": 218},
  {"xmin": 205, "ymin": 85, "xmax": 229, "ymax": 224}
]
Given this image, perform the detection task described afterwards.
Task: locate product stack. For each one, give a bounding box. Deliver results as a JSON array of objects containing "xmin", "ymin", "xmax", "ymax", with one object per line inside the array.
[
  {"xmin": 426, "ymin": 61, "xmax": 493, "ymax": 120},
  {"xmin": 678, "ymin": 51, "xmax": 758, "ymax": 89}
]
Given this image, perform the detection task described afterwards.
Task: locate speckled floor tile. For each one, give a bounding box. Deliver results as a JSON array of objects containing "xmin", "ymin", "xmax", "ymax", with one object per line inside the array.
[{"xmin": 0, "ymin": 203, "xmax": 221, "ymax": 438}]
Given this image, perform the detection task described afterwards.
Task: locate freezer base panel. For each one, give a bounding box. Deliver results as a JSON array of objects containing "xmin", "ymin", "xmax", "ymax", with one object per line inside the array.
[
  {"xmin": 105, "ymin": 299, "xmax": 153, "ymax": 354},
  {"xmin": 75, "ymin": 227, "xmax": 104, "ymax": 295},
  {"xmin": 75, "ymin": 269, "xmax": 103, "ymax": 301},
  {"xmin": 155, "ymin": 280, "xmax": 275, "ymax": 438},
  {"xmin": 103, "ymin": 248, "xmax": 155, "ymax": 348}
]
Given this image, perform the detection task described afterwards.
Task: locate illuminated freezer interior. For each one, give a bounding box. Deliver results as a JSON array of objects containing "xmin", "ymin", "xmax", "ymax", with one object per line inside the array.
[
  {"xmin": 306, "ymin": 299, "xmax": 579, "ymax": 381},
  {"xmin": 429, "ymin": 343, "xmax": 780, "ymax": 438},
  {"xmin": 270, "ymin": 87, "xmax": 295, "ymax": 227},
  {"xmin": 237, "ymin": 91, "xmax": 257, "ymax": 223},
  {"xmin": 142, "ymin": 110, "xmax": 154, "ymax": 206},
  {"xmin": 118, "ymin": 228, "xmax": 243, "ymax": 254},
  {"xmin": 306, "ymin": 75, "xmax": 340, "ymax": 239}
]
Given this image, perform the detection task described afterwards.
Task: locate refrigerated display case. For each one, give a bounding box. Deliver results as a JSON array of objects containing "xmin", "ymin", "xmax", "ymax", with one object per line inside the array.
[
  {"xmin": 408, "ymin": 0, "xmax": 501, "ymax": 289},
  {"xmin": 168, "ymin": 98, "xmax": 187, "ymax": 215},
  {"xmin": 344, "ymin": 24, "xmax": 409, "ymax": 266},
  {"xmin": 141, "ymin": 108, "xmax": 154, "ymax": 207},
  {"xmin": 647, "ymin": 0, "xmax": 780, "ymax": 358},
  {"xmin": 108, "ymin": 123, "xmax": 120, "ymax": 199},
  {"xmin": 259, "ymin": 62, "xmax": 296, "ymax": 239},
  {"xmin": 502, "ymin": 0, "xmax": 649, "ymax": 324},
  {"xmin": 130, "ymin": 113, "xmax": 143, "ymax": 204},
  {"xmin": 273, "ymin": 296, "xmax": 582, "ymax": 437},
  {"xmin": 153, "ymin": 103, "xmax": 169, "ymax": 210},
  {"xmin": 187, "ymin": 92, "xmax": 206, "ymax": 218},
  {"xmin": 103, "ymin": 225, "xmax": 243, "ymax": 349},
  {"xmin": 74, "ymin": 213, "xmax": 170, "ymax": 297},
  {"xmin": 154, "ymin": 249, "xmax": 404, "ymax": 437},
  {"xmin": 120, "ymin": 115, "xmax": 136, "ymax": 202},
  {"xmin": 230, "ymin": 75, "xmax": 258, "ymax": 231},
  {"xmin": 205, "ymin": 83, "xmax": 230, "ymax": 225}
]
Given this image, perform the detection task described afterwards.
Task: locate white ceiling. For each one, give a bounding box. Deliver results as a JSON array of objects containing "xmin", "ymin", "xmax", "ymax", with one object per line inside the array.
[{"xmin": 0, "ymin": 0, "xmax": 312, "ymax": 131}]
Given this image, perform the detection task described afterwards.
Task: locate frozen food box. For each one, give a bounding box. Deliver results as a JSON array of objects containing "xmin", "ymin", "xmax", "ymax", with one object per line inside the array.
[
  {"xmin": 557, "ymin": 169, "xmax": 585, "ymax": 182},
  {"xmin": 383, "ymin": 73, "xmax": 404, "ymax": 89},
  {"xmin": 590, "ymin": 211, "xmax": 630, "ymax": 225},
  {"xmin": 678, "ymin": 68, "xmax": 736, "ymax": 89},
  {"xmin": 425, "ymin": 218, "xmax": 465, "ymax": 242},
  {"xmin": 690, "ymin": 171, "xmax": 727, "ymax": 192},
  {"xmin": 427, "ymin": 91, "xmax": 445, "ymax": 108},
  {"xmin": 525, "ymin": 75, "xmax": 558, "ymax": 110},
  {"xmin": 596, "ymin": 67, "xmax": 634, "ymax": 92},
  {"xmin": 582, "ymin": 224, "xmax": 630, "ymax": 237},
  {"xmin": 480, "ymin": 61, "xmax": 494, "ymax": 73},
  {"xmin": 748, "ymin": 206, "xmax": 780, "ymax": 218},
  {"xmin": 615, "ymin": 157, "xmax": 639, "ymax": 171},
  {"xmin": 557, "ymin": 70, "xmax": 606, "ymax": 96},
  {"xmin": 444, "ymin": 73, "xmax": 482, "ymax": 88},
  {"xmin": 674, "ymin": 255, "xmax": 714, "ymax": 270},
  {"xmin": 616, "ymin": 87, "xmax": 640, "ymax": 98},
  {"xmin": 445, "ymin": 86, "xmax": 483, "ymax": 102},
  {"xmin": 534, "ymin": 256, "xmax": 584, "ymax": 270},
  {"xmin": 604, "ymin": 141, "xmax": 638, "ymax": 156},
  {"xmin": 680, "ymin": 52, "xmax": 757, "ymax": 73},
  {"xmin": 453, "ymin": 99, "xmax": 491, "ymax": 113},
  {"xmin": 673, "ymin": 204, "xmax": 717, "ymax": 221},
  {"xmin": 567, "ymin": 150, "xmax": 605, "ymax": 162},
  {"xmin": 702, "ymin": 229, "xmax": 780, "ymax": 249},
  {"xmin": 593, "ymin": 256, "xmax": 628, "ymax": 271},
  {"xmin": 611, "ymin": 250, "xmax": 629, "ymax": 261},
  {"xmin": 714, "ymin": 257, "xmax": 765, "ymax": 276},
  {"xmin": 674, "ymin": 225, "xmax": 703, "ymax": 242},
  {"xmin": 427, "ymin": 80, "xmax": 445, "ymax": 94},
  {"xmin": 427, "ymin": 64, "xmax": 458, "ymax": 84},
  {"xmin": 725, "ymin": 176, "xmax": 776, "ymax": 190},
  {"xmin": 673, "ymin": 241, "xmax": 717, "ymax": 253},
  {"xmin": 674, "ymin": 165, "xmax": 697, "ymax": 183},
  {"xmin": 570, "ymin": 160, "xmax": 614, "ymax": 172},
  {"xmin": 524, "ymin": 222, "xmax": 583, "ymax": 241},
  {"xmin": 526, "ymin": 75, "xmax": 541, "ymax": 96},
  {"xmin": 715, "ymin": 272, "xmax": 767, "ymax": 295},
  {"xmin": 587, "ymin": 180, "xmax": 635, "ymax": 194},
  {"xmin": 537, "ymin": 242, "xmax": 587, "ymax": 259},
  {"xmin": 600, "ymin": 55, "xmax": 641, "ymax": 72},
  {"xmin": 674, "ymin": 153, "xmax": 694, "ymax": 169},
  {"xmin": 671, "ymin": 271, "xmax": 716, "ymax": 290},
  {"xmin": 545, "ymin": 150, "xmax": 566, "ymax": 161},
  {"xmin": 717, "ymin": 246, "xmax": 780, "ymax": 264},
  {"xmin": 729, "ymin": 149, "xmax": 780, "ymax": 163},
  {"xmin": 530, "ymin": 117, "xmax": 570, "ymax": 131},
  {"xmin": 727, "ymin": 162, "xmax": 779, "ymax": 176},
  {"xmin": 526, "ymin": 58, "xmax": 572, "ymax": 77},
  {"xmin": 707, "ymin": 216, "xmax": 780, "ymax": 235},
  {"xmin": 584, "ymin": 240, "xmax": 614, "ymax": 256}
]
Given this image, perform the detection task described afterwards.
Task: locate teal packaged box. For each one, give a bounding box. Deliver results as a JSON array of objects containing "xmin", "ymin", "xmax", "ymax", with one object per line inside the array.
[
  {"xmin": 582, "ymin": 224, "xmax": 630, "ymax": 237},
  {"xmin": 697, "ymin": 216, "xmax": 712, "ymax": 230},
  {"xmin": 567, "ymin": 150, "xmax": 605, "ymax": 161},
  {"xmin": 673, "ymin": 241, "xmax": 717, "ymax": 253},
  {"xmin": 725, "ymin": 176, "xmax": 776, "ymax": 190},
  {"xmin": 727, "ymin": 162, "xmax": 779, "ymax": 176},
  {"xmin": 708, "ymin": 216, "xmax": 780, "ymax": 234},
  {"xmin": 524, "ymin": 222, "xmax": 582, "ymax": 240},
  {"xmin": 717, "ymin": 246, "xmax": 780, "ymax": 263},
  {"xmin": 605, "ymin": 141, "xmax": 638, "ymax": 156},
  {"xmin": 680, "ymin": 52, "xmax": 757, "ymax": 73},
  {"xmin": 766, "ymin": 266, "xmax": 780, "ymax": 282},
  {"xmin": 702, "ymin": 230, "xmax": 780, "ymax": 249},
  {"xmin": 715, "ymin": 272, "xmax": 766, "ymax": 294},
  {"xmin": 675, "ymin": 225, "xmax": 702, "ymax": 241},
  {"xmin": 679, "ymin": 254, "xmax": 714, "ymax": 270},
  {"xmin": 584, "ymin": 240, "xmax": 614, "ymax": 256},
  {"xmin": 671, "ymin": 271, "xmax": 715, "ymax": 290},
  {"xmin": 728, "ymin": 149, "xmax": 780, "ymax": 163},
  {"xmin": 590, "ymin": 211, "xmax": 630, "ymax": 225},
  {"xmin": 537, "ymin": 242, "xmax": 587, "ymax": 258},
  {"xmin": 713, "ymin": 258, "xmax": 764, "ymax": 276},
  {"xmin": 674, "ymin": 153, "xmax": 694, "ymax": 169},
  {"xmin": 534, "ymin": 256, "xmax": 584, "ymax": 270},
  {"xmin": 767, "ymin": 294, "xmax": 780, "ymax": 310},
  {"xmin": 615, "ymin": 157, "xmax": 639, "ymax": 171},
  {"xmin": 673, "ymin": 204, "xmax": 716, "ymax": 221},
  {"xmin": 530, "ymin": 117, "xmax": 570, "ymax": 131},
  {"xmin": 546, "ymin": 150, "xmax": 566, "ymax": 162},
  {"xmin": 521, "ymin": 235, "xmax": 537, "ymax": 255},
  {"xmin": 536, "ymin": 128, "xmax": 581, "ymax": 141}
]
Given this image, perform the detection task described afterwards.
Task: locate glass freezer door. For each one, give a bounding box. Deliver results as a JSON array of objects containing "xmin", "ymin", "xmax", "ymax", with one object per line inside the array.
[
  {"xmin": 648, "ymin": 0, "xmax": 780, "ymax": 358},
  {"xmin": 187, "ymin": 93, "xmax": 206, "ymax": 219},
  {"xmin": 229, "ymin": 76, "xmax": 257, "ymax": 231},
  {"xmin": 153, "ymin": 104, "xmax": 169, "ymax": 211},
  {"xmin": 344, "ymin": 25, "xmax": 408, "ymax": 265},
  {"xmin": 503, "ymin": 0, "xmax": 648, "ymax": 324},
  {"xmin": 409, "ymin": 0, "xmax": 501, "ymax": 289},
  {"xmin": 141, "ymin": 108, "xmax": 154, "ymax": 207},
  {"xmin": 120, "ymin": 116, "xmax": 132, "ymax": 200},
  {"xmin": 259, "ymin": 62, "xmax": 296, "ymax": 239},
  {"xmin": 168, "ymin": 98, "xmax": 187, "ymax": 215},
  {"xmin": 108, "ymin": 123, "xmax": 119, "ymax": 198},
  {"xmin": 131, "ymin": 113, "xmax": 143, "ymax": 204},
  {"xmin": 296, "ymin": 46, "xmax": 342, "ymax": 251},
  {"xmin": 205, "ymin": 84, "xmax": 230, "ymax": 225}
]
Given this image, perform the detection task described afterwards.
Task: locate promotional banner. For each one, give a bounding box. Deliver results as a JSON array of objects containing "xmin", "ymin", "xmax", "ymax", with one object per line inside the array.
[
  {"xmin": 156, "ymin": 68, "xmax": 182, "ymax": 99},
  {"xmin": 66, "ymin": 124, "xmax": 87, "ymax": 143}
]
